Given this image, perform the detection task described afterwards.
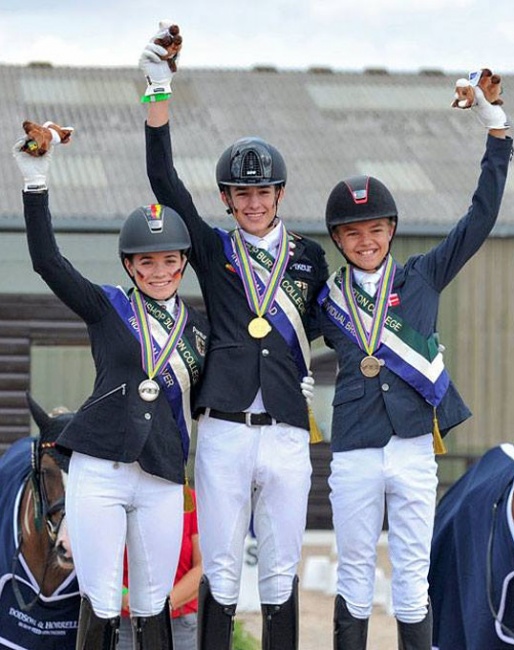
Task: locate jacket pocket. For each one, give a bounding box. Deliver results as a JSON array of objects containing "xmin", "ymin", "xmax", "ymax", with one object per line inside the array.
[
  {"xmin": 332, "ymin": 381, "xmax": 365, "ymax": 406},
  {"xmin": 81, "ymin": 383, "xmax": 127, "ymax": 411}
]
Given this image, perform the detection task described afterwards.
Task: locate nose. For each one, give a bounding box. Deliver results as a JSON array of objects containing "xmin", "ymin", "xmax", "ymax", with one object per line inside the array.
[
  {"xmin": 152, "ymin": 262, "xmax": 169, "ymax": 276},
  {"xmin": 359, "ymin": 232, "xmax": 374, "ymax": 246},
  {"xmin": 56, "ymin": 540, "xmax": 74, "ymax": 564},
  {"xmin": 55, "ymin": 517, "xmax": 74, "ymax": 565},
  {"xmin": 247, "ymin": 189, "xmax": 261, "ymax": 207}
]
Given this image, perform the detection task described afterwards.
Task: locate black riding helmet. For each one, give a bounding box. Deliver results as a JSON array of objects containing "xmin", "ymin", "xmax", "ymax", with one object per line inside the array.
[
  {"xmin": 326, "ymin": 175, "xmax": 398, "ymax": 270},
  {"xmin": 216, "ymin": 137, "xmax": 287, "ymax": 188},
  {"xmin": 119, "ymin": 204, "xmax": 191, "ymax": 260},
  {"xmin": 325, "ymin": 175, "xmax": 398, "ymax": 232}
]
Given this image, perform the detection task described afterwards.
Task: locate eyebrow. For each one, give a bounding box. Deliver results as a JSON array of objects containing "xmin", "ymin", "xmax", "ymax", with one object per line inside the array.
[{"xmin": 139, "ymin": 253, "xmax": 180, "ymax": 260}]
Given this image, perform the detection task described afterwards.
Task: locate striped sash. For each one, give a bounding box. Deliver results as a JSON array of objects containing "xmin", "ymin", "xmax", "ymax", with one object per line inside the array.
[
  {"xmin": 216, "ymin": 228, "xmax": 311, "ymax": 377},
  {"xmin": 103, "ymin": 285, "xmax": 203, "ymax": 460},
  {"xmin": 318, "ymin": 270, "xmax": 450, "ymax": 406}
]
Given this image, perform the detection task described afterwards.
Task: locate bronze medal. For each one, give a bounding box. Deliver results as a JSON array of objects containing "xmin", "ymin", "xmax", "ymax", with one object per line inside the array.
[
  {"xmin": 138, "ymin": 379, "xmax": 160, "ymax": 402},
  {"xmin": 248, "ymin": 316, "xmax": 272, "ymax": 339},
  {"xmin": 360, "ymin": 355, "xmax": 381, "ymax": 378}
]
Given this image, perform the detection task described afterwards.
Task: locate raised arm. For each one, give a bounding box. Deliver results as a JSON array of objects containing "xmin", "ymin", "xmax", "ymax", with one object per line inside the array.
[
  {"xmin": 139, "ymin": 22, "xmax": 219, "ymax": 269},
  {"xmin": 12, "ymin": 122, "xmax": 109, "ymax": 323},
  {"xmin": 415, "ymin": 70, "xmax": 512, "ymax": 291}
]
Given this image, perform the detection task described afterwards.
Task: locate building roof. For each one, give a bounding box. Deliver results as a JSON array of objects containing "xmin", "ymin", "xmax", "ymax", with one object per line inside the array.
[{"xmin": 1, "ymin": 63, "xmax": 513, "ymax": 235}]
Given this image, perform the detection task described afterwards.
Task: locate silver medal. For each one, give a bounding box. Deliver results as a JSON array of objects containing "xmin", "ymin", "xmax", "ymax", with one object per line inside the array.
[{"xmin": 138, "ymin": 379, "xmax": 160, "ymax": 402}]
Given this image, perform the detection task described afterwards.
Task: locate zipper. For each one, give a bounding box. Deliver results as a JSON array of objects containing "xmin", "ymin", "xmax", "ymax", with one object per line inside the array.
[{"xmin": 82, "ymin": 383, "xmax": 127, "ymax": 410}]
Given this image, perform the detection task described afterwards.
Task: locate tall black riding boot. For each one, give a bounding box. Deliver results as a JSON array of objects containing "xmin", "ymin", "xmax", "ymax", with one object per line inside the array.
[
  {"xmin": 397, "ymin": 601, "xmax": 432, "ymax": 650},
  {"xmin": 261, "ymin": 575, "xmax": 299, "ymax": 650},
  {"xmin": 197, "ymin": 575, "xmax": 237, "ymax": 650},
  {"xmin": 76, "ymin": 595, "xmax": 120, "ymax": 649},
  {"xmin": 333, "ymin": 595, "xmax": 369, "ymax": 650},
  {"xmin": 132, "ymin": 597, "xmax": 173, "ymax": 649}
]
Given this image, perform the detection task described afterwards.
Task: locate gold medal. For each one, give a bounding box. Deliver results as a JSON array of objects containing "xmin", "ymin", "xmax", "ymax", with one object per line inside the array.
[
  {"xmin": 138, "ymin": 379, "xmax": 160, "ymax": 402},
  {"xmin": 248, "ymin": 317, "xmax": 272, "ymax": 339},
  {"xmin": 360, "ymin": 355, "xmax": 381, "ymax": 378}
]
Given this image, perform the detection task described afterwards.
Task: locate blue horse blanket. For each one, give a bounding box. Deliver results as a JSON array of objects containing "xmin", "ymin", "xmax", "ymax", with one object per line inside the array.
[
  {"xmin": 429, "ymin": 444, "xmax": 514, "ymax": 649},
  {"xmin": 0, "ymin": 437, "xmax": 80, "ymax": 650}
]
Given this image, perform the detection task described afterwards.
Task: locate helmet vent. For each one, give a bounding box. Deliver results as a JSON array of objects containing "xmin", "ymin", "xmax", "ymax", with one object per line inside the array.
[
  {"xmin": 240, "ymin": 150, "xmax": 263, "ymax": 180},
  {"xmin": 145, "ymin": 204, "xmax": 164, "ymax": 233},
  {"xmin": 352, "ymin": 188, "xmax": 368, "ymax": 203},
  {"xmin": 148, "ymin": 219, "xmax": 163, "ymax": 233}
]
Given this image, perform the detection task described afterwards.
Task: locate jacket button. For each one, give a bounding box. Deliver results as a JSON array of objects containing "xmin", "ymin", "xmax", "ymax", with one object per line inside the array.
[
  {"xmin": 381, "ymin": 383, "xmax": 389, "ymax": 392},
  {"xmin": 144, "ymin": 412, "xmax": 152, "ymax": 420},
  {"xmin": 262, "ymin": 349, "xmax": 270, "ymax": 357}
]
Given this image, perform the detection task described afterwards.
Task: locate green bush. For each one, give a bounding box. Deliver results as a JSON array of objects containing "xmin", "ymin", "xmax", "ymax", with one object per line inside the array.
[{"xmin": 233, "ymin": 619, "xmax": 259, "ymax": 650}]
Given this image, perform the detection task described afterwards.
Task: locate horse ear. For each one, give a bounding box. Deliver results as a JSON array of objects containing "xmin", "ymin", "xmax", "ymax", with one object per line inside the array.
[{"xmin": 26, "ymin": 391, "xmax": 52, "ymax": 434}]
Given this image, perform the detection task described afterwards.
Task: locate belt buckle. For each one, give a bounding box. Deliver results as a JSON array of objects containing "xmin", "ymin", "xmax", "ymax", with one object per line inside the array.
[{"xmin": 245, "ymin": 412, "xmax": 253, "ymax": 427}]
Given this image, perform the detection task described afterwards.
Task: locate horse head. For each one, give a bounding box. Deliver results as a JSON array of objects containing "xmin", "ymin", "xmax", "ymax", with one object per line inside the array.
[{"xmin": 26, "ymin": 393, "xmax": 75, "ymax": 572}]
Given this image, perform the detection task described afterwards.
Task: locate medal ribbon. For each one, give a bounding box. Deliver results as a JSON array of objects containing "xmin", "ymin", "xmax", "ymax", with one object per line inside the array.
[
  {"xmin": 318, "ymin": 272, "xmax": 450, "ymax": 406},
  {"xmin": 232, "ymin": 222, "xmax": 290, "ymax": 319},
  {"xmin": 343, "ymin": 255, "xmax": 396, "ymax": 355},
  {"xmin": 131, "ymin": 289, "xmax": 188, "ymax": 380},
  {"xmin": 216, "ymin": 227, "xmax": 309, "ymax": 368},
  {"xmin": 103, "ymin": 286, "xmax": 204, "ymax": 462}
]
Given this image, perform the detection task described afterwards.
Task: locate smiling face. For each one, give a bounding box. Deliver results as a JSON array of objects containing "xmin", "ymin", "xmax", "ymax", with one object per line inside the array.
[
  {"xmin": 331, "ymin": 218, "xmax": 396, "ymax": 271},
  {"xmin": 221, "ymin": 185, "xmax": 285, "ymax": 237},
  {"xmin": 124, "ymin": 250, "xmax": 186, "ymax": 300}
]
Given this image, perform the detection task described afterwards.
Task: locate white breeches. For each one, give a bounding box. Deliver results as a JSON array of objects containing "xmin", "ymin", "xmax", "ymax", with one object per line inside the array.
[
  {"xmin": 329, "ymin": 434, "xmax": 438, "ymax": 624},
  {"xmin": 195, "ymin": 414, "xmax": 311, "ymax": 605},
  {"xmin": 66, "ymin": 452, "xmax": 183, "ymax": 618}
]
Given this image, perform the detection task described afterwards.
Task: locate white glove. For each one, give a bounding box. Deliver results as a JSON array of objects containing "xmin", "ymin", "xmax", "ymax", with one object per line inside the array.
[
  {"xmin": 301, "ymin": 371, "xmax": 315, "ymax": 405},
  {"xmin": 12, "ymin": 134, "xmax": 56, "ymax": 192},
  {"xmin": 139, "ymin": 21, "xmax": 178, "ymax": 102},
  {"xmin": 471, "ymin": 85, "xmax": 510, "ymax": 130}
]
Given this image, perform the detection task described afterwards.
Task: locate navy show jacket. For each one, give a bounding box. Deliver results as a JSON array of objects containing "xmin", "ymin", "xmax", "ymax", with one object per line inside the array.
[
  {"xmin": 145, "ymin": 122, "xmax": 328, "ymax": 431},
  {"xmin": 317, "ymin": 134, "xmax": 512, "ymax": 452},
  {"xmin": 23, "ymin": 192, "xmax": 209, "ymax": 483}
]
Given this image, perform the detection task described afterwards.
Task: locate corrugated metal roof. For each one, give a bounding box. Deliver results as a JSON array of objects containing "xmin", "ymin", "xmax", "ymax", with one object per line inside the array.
[
  {"xmin": 20, "ymin": 77, "xmax": 138, "ymax": 105},
  {"xmin": 1, "ymin": 64, "xmax": 513, "ymax": 234},
  {"xmin": 52, "ymin": 156, "xmax": 109, "ymax": 188},
  {"xmin": 306, "ymin": 83, "xmax": 451, "ymax": 111}
]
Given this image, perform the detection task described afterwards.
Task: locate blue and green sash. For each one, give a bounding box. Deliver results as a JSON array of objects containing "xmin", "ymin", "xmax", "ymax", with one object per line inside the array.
[
  {"xmin": 317, "ymin": 267, "xmax": 450, "ymax": 407},
  {"xmin": 103, "ymin": 285, "xmax": 201, "ymax": 461},
  {"xmin": 216, "ymin": 228, "xmax": 323, "ymax": 441},
  {"xmin": 216, "ymin": 227, "xmax": 311, "ymax": 378},
  {"xmin": 232, "ymin": 223, "xmax": 291, "ymax": 326},
  {"xmin": 344, "ymin": 255, "xmax": 396, "ymax": 359}
]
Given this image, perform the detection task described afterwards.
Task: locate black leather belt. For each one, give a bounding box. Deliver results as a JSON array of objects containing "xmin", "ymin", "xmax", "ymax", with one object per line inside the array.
[{"xmin": 208, "ymin": 409, "xmax": 276, "ymax": 426}]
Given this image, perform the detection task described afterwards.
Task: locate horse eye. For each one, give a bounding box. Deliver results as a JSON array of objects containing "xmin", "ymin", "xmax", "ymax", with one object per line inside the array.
[{"xmin": 41, "ymin": 467, "xmax": 59, "ymax": 480}]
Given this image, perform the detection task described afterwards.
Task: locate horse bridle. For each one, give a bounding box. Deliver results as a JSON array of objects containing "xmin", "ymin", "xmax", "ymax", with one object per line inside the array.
[
  {"xmin": 10, "ymin": 439, "xmax": 67, "ymax": 612},
  {"xmin": 32, "ymin": 440, "xmax": 67, "ymax": 542}
]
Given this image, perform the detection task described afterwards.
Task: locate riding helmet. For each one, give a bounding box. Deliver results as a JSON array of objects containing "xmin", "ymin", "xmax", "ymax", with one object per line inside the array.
[
  {"xmin": 325, "ymin": 175, "xmax": 398, "ymax": 232},
  {"xmin": 216, "ymin": 137, "xmax": 287, "ymax": 188},
  {"xmin": 118, "ymin": 204, "xmax": 191, "ymax": 258}
]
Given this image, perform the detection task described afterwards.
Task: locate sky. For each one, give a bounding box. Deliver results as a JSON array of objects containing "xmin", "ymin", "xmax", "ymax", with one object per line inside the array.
[{"xmin": 0, "ymin": 0, "xmax": 513, "ymax": 75}]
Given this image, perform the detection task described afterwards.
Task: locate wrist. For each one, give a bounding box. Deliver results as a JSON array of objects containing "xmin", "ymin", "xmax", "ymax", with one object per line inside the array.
[
  {"xmin": 24, "ymin": 181, "xmax": 48, "ymax": 192},
  {"xmin": 141, "ymin": 80, "xmax": 172, "ymax": 104},
  {"xmin": 489, "ymin": 128, "xmax": 508, "ymax": 139},
  {"xmin": 141, "ymin": 91, "xmax": 172, "ymax": 104}
]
